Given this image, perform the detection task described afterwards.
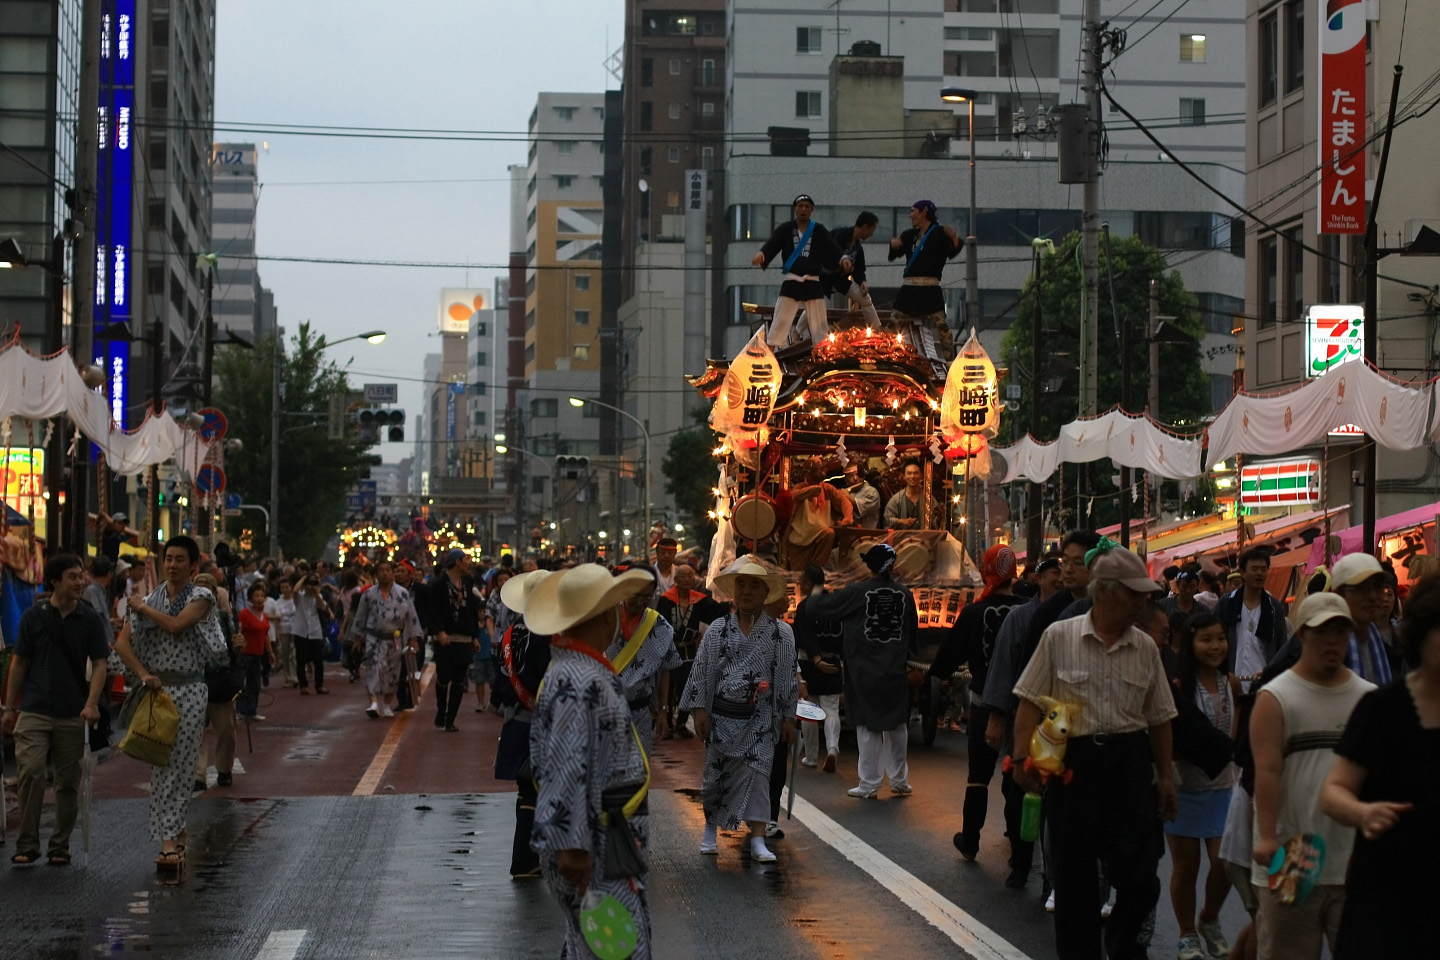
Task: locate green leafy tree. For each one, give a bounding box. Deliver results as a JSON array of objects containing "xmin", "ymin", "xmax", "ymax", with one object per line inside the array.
[
  {"xmin": 213, "ymin": 323, "xmax": 375, "ymax": 558},
  {"xmin": 662, "ymin": 425, "xmax": 720, "ymax": 544},
  {"xmin": 1000, "ymin": 233, "xmax": 1211, "ymax": 525}
]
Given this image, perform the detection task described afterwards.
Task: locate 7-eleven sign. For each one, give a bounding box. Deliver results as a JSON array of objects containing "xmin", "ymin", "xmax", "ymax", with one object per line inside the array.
[
  {"xmin": 1240, "ymin": 458, "xmax": 1322, "ymax": 507},
  {"xmin": 1306, "ymin": 304, "xmax": 1364, "ymax": 377}
]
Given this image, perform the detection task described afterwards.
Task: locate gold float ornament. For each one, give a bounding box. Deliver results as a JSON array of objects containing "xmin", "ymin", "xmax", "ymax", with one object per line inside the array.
[
  {"xmin": 810, "ymin": 325, "xmax": 915, "ymax": 365},
  {"xmin": 339, "ymin": 523, "xmax": 398, "ymax": 565},
  {"xmin": 711, "ymin": 330, "xmax": 782, "ymax": 449},
  {"xmin": 940, "ymin": 329, "xmax": 1000, "ymax": 455}
]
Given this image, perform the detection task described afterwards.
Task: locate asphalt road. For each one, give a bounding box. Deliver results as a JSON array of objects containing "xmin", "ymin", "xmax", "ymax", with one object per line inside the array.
[{"xmin": 0, "ymin": 673, "xmax": 1251, "ymax": 959}]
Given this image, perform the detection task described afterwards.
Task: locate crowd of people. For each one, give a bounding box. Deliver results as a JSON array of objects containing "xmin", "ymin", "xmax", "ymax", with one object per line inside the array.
[{"xmin": 0, "ymin": 525, "xmax": 1432, "ymax": 960}]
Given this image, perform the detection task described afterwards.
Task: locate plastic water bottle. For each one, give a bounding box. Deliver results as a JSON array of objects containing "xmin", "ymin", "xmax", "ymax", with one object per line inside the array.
[{"xmin": 1020, "ymin": 791, "xmax": 1043, "ymax": 842}]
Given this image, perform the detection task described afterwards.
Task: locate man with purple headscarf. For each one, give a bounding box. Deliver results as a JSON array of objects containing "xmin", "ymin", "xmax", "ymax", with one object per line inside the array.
[{"xmin": 888, "ymin": 199, "xmax": 962, "ymax": 355}]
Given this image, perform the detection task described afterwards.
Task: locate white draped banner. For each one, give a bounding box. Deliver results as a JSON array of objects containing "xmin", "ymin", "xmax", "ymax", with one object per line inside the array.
[
  {"xmin": 0, "ymin": 344, "xmax": 205, "ymax": 475},
  {"xmin": 1205, "ymin": 362, "xmax": 1432, "ymax": 470},
  {"xmin": 995, "ymin": 409, "xmax": 1204, "ymax": 484}
]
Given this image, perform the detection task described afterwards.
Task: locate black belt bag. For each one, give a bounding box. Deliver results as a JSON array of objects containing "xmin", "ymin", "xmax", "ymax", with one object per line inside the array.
[
  {"xmin": 627, "ymin": 695, "xmax": 651, "ymax": 712},
  {"xmin": 600, "ymin": 782, "xmax": 649, "ymax": 880}
]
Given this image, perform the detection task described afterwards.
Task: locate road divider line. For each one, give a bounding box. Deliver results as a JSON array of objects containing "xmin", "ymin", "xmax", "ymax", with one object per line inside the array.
[
  {"xmin": 352, "ymin": 662, "xmax": 435, "ymax": 797},
  {"xmin": 784, "ymin": 790, "xmax": 1034, "ymax": 960},
  {"xmin": 254, "ymin": 929, "xmax": 307, "ymax": 960}
]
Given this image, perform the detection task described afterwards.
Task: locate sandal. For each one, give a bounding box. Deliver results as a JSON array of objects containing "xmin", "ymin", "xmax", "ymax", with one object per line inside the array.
[
  {"xmin": 46, "ymin": 853, "xmax": 71, "ymax": 867},
  {"xmin": 10, "ymin": 851, "xmax": 40, "ymax": 866},
  {"xmin": 154, "ymin": 849, "xmax": 184, "ymax": 869}
]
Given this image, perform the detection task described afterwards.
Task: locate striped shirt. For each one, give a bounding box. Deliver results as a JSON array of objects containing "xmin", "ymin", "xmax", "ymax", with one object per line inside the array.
[{"xmin": 1013, "ymin": 613, "xmax": 1178, "ymax": 736}]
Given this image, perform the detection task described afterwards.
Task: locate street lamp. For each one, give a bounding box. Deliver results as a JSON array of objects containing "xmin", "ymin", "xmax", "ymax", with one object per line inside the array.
[
  {"xmin": 569, "ymin": 396, "xmax": 650, "ymax": 553},
  {"xmin": 268, "ymin": 328, "xmax": 387, "ymax": 559},
  {"xmin": 940, "ymin": 87, "xmax": 979, "ymax": 331}
]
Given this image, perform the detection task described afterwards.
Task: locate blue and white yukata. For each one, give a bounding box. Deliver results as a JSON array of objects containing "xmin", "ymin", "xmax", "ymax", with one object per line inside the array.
[
  {"xmin": 605, "ymin": 614, "xmax": 681, "ymax": 756},
  {"xmin": 680, "ymin": 613, "xmax": 797, "ymax": 829},
  {"xmin": 530, "ymin": 646, "xmax": 651, "ymax": 959},
  {"xmin": 127, "ymin": 582, "xmax": 225, "ymax": 842}
]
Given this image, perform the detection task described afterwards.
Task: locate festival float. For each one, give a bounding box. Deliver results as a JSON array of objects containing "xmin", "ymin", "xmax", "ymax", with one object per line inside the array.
[{"xmin": 689, "ymin": 307, "xmax": 1002, "ymax": 631}]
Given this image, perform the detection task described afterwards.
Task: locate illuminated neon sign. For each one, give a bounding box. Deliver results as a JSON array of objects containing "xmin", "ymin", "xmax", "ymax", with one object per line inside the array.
[{"xmin": 93, "ymin": 0, "xmax": 135, "ymax": 428}]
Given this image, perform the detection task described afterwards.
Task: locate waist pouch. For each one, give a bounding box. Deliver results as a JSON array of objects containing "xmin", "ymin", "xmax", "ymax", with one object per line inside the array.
[{"xmin": 600, "ymin": 783, "xmax": 650, "ymax": 880}]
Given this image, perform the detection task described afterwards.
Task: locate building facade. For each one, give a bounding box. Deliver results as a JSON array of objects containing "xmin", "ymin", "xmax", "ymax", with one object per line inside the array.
[
  {"xmin": 1243, "ymin": 0, "xmax": 1440, "ymax": 520},
  {"xmin": 0, "ymin": 0, "xmax": 82, "ymax": 351},
  {"xmin": 210, "ymin": 142, "xmax": 273, "ymax": 339}
]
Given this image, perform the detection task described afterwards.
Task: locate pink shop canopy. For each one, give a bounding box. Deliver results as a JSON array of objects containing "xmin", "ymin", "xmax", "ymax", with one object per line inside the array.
[
  {"xmin": 1309, "ymin": 501, "xmax": 1440, "ymax": 569},
  {"xmin": 1146, "ymin": 507, "xmax": 1348, "ymax": 573}
]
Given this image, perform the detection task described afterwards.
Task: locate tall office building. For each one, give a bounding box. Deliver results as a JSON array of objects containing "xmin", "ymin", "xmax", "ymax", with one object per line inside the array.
[
  {"xmin": 725, "ymin": 0, "xmax": 1244, "ymax": 167},
  {"xmin": 210, "ymin": 142, "xmax": 274, "ymax": 339},
  {"xmin": 0, "ymin": 0, "xmax": 82, "ymax": 352}
]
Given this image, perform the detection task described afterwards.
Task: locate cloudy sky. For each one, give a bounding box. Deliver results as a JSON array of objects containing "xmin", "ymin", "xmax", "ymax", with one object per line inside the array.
[{"xmin": 214, "ymin": 0, "xmax": 624, "ymax": 460}]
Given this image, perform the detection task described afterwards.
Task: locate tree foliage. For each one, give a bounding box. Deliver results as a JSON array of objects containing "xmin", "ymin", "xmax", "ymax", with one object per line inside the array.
[
  {"xmin": 213, "ymin": 323, "xmax": 374, "ymax": 558},
  {"xmin": 662, "ymin": 425, "xmax": 720, "ymax": 545},
  {"xmin": 999, "ymin": 232, "xmax": 1212, "ymax": 526}
]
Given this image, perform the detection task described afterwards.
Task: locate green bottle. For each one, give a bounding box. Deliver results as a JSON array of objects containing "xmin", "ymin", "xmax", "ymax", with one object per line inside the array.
[{"xmin": 1020, "ymin": 791, "xmax": 1043, "ymax": 842}]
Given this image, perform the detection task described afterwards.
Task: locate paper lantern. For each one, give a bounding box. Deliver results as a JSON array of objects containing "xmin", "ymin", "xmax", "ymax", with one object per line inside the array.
[
  {"xmin": 710, "ymin": 330, "xmax": 782, "ymax": 443},
  {"xmin": 940, "ymin": 330, "xmax": 999, "ymax": 441}
]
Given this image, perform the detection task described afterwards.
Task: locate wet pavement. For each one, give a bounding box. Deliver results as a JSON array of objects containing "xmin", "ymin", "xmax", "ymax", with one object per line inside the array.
[{"xmin": 0, "ymin": 673, "xmax": 1250, "ymax": 959}]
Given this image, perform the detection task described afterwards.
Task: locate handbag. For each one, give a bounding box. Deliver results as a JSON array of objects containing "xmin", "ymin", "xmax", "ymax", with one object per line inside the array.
[{"xmin": 118, "ymin": 688, "xmax": 180, "ymax": 767}]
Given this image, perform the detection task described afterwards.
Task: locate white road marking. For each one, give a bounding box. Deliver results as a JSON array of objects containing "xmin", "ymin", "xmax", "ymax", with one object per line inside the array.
[
  {"xmin": 254, "ymin": 929, "xmax": 307, "ymax": 960},
  {"xmin": 784, "ymin": 790, "xmax": 1034, "ymax": 960}
]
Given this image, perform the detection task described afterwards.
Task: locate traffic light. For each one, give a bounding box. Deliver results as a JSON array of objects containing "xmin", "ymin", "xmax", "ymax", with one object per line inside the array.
[
  {"xmin": 353, "ymin": 407, "xmax": 405, "ymax": 443},
  {"xmin": 556, "ymin": 455, "xmax": 590, "ymax": 479}
]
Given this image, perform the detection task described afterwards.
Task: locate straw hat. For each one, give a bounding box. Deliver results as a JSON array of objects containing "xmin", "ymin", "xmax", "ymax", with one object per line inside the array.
[
  {"xmin": 523, "ymin": 564, "xmax": 654, "ymax": 636},
  {"xmin": 712, "ymin": 560, "xmax": 788, "ymax": 604},
  {"xmin": 499, "ymin": 569, "xmax": 552, "ymax": 616}
]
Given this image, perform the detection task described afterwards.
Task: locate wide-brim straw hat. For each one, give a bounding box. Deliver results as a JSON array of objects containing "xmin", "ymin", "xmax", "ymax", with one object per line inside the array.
[
  {"xmin": 523, "ymin": 564, "xmax": 654, "ymax": 636},
  {"xmin": 712, "ymin": 561, "xmax": 788, "ymax": 604},
  {"xmin": 499, "ymin": 569, "xmax": 552, "ymax": 615}
]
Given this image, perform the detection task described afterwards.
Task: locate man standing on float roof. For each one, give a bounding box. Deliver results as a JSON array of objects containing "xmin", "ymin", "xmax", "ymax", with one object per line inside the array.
[
  {"xmin": 752, "ymin": 193, "xmax": 852, "ymax": 348},
  {"xmin": 888, "ymin": 199, "xmax": 962, "ymax": 355}
]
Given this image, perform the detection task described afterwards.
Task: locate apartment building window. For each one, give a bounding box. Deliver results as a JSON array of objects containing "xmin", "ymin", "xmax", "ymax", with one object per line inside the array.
[
  {"xmin": 1179, "ymin": 98, "xmax": 1206, "ymax": 126},
  {"xmin": 667, "ymin": 190, "xmax": 681, "ymax": 209},
  {"xmin": 1258, "ymin": 236, "xmax": 1278, "ymax": 329},
  {"xmin": 555, "ymin": 175, "xmax": 573, "ymax": 189},
  {"xmin": 1285, "ymin": 1, "xmax": 1304, "ymax": 94},
  {"xmin": 472, "ymin": 381, "xmax": 488, "ymax": 396},
  {"xmin": 573, "ymin": 344, "xmax": 590, "ymax": 362},
  {"xmin": 525, "ymin": 309, "xmax": 536, "ymax": 330},
  {"xmin": 554, "ymin": 106, "xmax": 575, "ymax": 121},
  {"xmin": 474, "ymin": 410, "xmax": 487, "ymax": 426},
  {"xmin": 668, "ymin": 102, "xmax": 681, "ymax": 120},
  {"xmin": 668, "ymin": 15, "xmax": 696, "ymax": 35},
  {"xmin": 1179, "ymin": 33, "xmax": 1205, "ymax": 62},
  {"xmin": 639, "ymin": 148, "xmax": 652, "ymax": 174},
  {"xmin": 574, "ymin": 308, "xmax": 590, "ymax": 325},
  {"xmin": 475, "ymin": 351, "xmax": 487, "ymax": 367},
  {"xmin": 701, "ymin": 101, "xmax": 715, "ymax": 116},
  {"xmin": 668, "ymin": 146, "xmax": 680, "ymax": 163},
  {"xmin": 640, "ymin": 58, "xmax": 653, "ymax": 87},
  {"xmin": 668, "ymin": 58, "xmax": 682, "ymax": 76},
  {"xmin": 525, "ymin": 344, "xmax": 536, "ymax": 363},
  {"xmin": 640, "ymin": 101, "xmax": 653, "ymax": 131},
  {"xmin": 531, "ymin": 398, "xmax": 558, "ymax": 418},
  {"xmin": 557, "ymin": 141, "xmax": 574, "ymax": 154},
  {"xmin": 581, "ymin": 403, "xmax": 600, "ymax": 419},
  {"xmin": 574, "ymin": 274, "xmax": 591, "ymax": 291},
  {"xmin": 795, "ymin": 91, "xmax": 822, "ymax": 119},
  {"xmin": 797, "ymin": 26, "xmax": 822, "ymax": 54},
  {"xmin": 476, "ymin": 321, "xmax": 487, "ymax": 336},
  {"xmin": 1284, "ymin": 226, "xmax": 1304, "ymax": 322},
  {"xmin": 701, "ymin": 59, "xmax": 715, "ymax": 85},
  {"xmin": 701, "ymin": 146, "xmax": 715, "ymax": 170},
  {"xmin": 1259, "ymin": 14, "xmax": 1278, "ymax": 106}
]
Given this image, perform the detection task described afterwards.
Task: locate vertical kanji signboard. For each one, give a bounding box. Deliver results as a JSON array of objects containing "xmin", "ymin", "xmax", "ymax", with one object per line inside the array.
[{"xmin": 1318, "ymin": 0, "xmax": 1366, "ymax": 234}]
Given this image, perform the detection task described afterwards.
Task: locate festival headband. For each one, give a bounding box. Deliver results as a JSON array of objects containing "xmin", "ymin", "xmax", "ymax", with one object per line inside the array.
[
  {"xmin": 979, "ymin": 544, "xmax": 1017, "ymax": 601},
  {"xmin": 792, "ymin": 193, "xmax": 815, "ymax": 208},
  {"xmin": 863, "ymin": 543, "xmax": 897, "ymax": 575},
  {"xmin": 912, "ymin": 199, "xmax": 937, "ymax": 217}
]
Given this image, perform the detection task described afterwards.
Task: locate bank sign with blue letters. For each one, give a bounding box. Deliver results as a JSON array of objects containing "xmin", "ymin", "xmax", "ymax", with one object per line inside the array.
[{"xmin": 94, "ymin": 0, "xmax": 135, "ymax": 427}]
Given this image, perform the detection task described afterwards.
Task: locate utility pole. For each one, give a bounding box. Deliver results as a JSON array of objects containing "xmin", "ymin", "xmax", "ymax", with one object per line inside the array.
[
  {"xmin": 270, "ymin": 333, "xmax": 282, "ymax": 560},
  {"xmin": 1027, "ymin": 243, "xmax": 1043, "ymax": 562},
  {"xmin": 1108, "ymin": 225, "xmax": 1131, "ymax": 547},
  {"xmin": 1080, "ymin": 0, "xmax": 1102, "ymax": 419},
  {"xmin": 149, "ymin": 322, "xmax": 164, "ymax": 556},
  {"xmin": 67, "ymin": 0, "xmax": 101, "ymax": 554},
  {"xmin": 1148, "ymin": 279, "xmax": 1161, "ymax": 420}
]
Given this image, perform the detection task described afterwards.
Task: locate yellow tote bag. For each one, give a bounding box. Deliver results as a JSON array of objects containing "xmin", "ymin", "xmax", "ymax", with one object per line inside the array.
[{"xmin": 119, "ymin": 688, "xmax": 180, "ymax": 767}]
